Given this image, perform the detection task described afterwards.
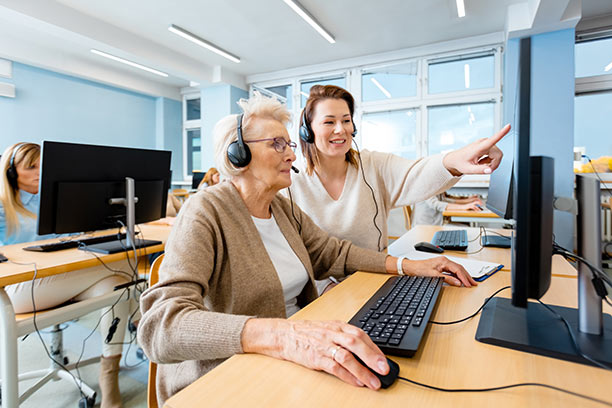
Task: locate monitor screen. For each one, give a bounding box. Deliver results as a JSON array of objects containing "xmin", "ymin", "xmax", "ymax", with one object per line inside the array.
[
  {"xmin": 192, "ymin": 171, "xmax": 205, "ymax": 190},
  {"xmin": 38, "ymin": 141, "xmax": 171, "ymax": 235}
]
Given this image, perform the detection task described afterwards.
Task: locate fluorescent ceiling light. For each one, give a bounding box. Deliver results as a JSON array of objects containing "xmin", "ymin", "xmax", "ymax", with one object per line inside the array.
[
  {"xmin": 168, "ymin": 25, "xmax": 240, "ymax": 63},
  {"xmin": 370, "ymin": 78, "xmax": 391, "ymax": 98},
  {"xmin": 464, "ymin": 64, "xmax": 470, "ymax": 89},
  {"xmin": 90, "ymin": 49, "xmax": 168, "ymax": 77},
  {"xmin": 605, "ymin": 61, "xmax": 612, "ymax": 72},
  {"xmin": 456, "ymin": 0, "xmax": 466, "ymax": 18},
  {"xmin": 282, "ymin": 0, "xmax": 335, "ymax": 44}
]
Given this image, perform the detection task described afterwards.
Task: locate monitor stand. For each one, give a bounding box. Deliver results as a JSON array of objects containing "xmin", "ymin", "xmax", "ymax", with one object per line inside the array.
[
  {"xmin": 476, "ymin": 297, "xmax": 612, "ymax": 367},
  {"xmin": 80, "ymin": 238, "xmax": 162, "ymax": 255}
]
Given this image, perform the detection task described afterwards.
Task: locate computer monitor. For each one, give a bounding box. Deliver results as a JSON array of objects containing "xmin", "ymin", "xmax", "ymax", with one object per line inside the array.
[
  {"xmin": 38, "ymin": 141, "xmax": 171, "ymax": 253},
  {"xmin": 192, "ymin": 171, "xmax": 205, "ymax": 190},
  {"xmin": 484, "ymin": 133, "xmax": 513, "ymax": 220},
  {"xmin": 475, "ymin": 37, "xmax": 612, "ymax": 367}
]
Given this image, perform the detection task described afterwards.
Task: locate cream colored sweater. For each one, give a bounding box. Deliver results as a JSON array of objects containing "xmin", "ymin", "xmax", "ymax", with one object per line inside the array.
[
  {"xmin": 289, "ymin": 150, "xmax": 459, "ymax": 251},
  {"xmin": 138, "ymin": 182, "xmax": 388, "ymax": 405}
]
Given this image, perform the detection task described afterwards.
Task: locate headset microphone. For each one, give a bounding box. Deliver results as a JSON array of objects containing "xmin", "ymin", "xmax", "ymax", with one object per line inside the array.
[{"xmin": 291, "ymin": 166, "xmax": 300, "ymax": 174}]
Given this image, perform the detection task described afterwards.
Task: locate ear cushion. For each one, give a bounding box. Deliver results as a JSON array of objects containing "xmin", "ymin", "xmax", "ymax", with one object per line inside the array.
[
  {"xmin": 6, "ymin": 165, "xmax": 18, "ymax": 189},
  {"xmin": 227, "ymin": 140, "xmax": 251, "ymax": 168},
  {"xmin": 299, "ymin": 122, "xmax": 313, "ymax": 144}
]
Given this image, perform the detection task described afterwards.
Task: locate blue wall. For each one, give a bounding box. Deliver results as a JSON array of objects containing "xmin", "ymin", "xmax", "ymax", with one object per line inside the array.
[
  {"xmin": 0, "ymin": 62, "xmax": 182, "ymax": 178},
  {"xmin": 504, "ymin": 29, "xmax": 575, "ymax": 250},
  {"xmin": 200, "ymin": 84, "xmax": 248, "ymax": 171}
]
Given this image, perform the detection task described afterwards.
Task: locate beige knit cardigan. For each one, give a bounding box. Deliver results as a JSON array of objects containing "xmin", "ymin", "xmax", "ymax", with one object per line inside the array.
[{"xmin": 138, "ymin": 182, "xmax": 389, "ymax": 404}]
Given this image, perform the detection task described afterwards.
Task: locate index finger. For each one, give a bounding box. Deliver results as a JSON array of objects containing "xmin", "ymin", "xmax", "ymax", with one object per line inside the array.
[
  {"xmin": 480, "ymin": 124, "xmax": 511, "ymax": 150},
  {"xmin": 441, "ymin": 259, "xmax": 476, "ymax": 287}
]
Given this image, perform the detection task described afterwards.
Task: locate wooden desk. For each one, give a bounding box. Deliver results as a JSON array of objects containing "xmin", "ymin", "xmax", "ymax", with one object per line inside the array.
[
  {"xmin": 442, "ymin": 208, "xmax": 512, "ymax": 227},
  {"xmin": 165, "ymin": 271, "xmax": 611, "ymax": 408},
  {"xmin": 0, "ymin": 223, "xmax": 171, "ymax": 407},
  {"xmin": 388, "ymin": 225, "xmax": 577, "ymax": 278}
]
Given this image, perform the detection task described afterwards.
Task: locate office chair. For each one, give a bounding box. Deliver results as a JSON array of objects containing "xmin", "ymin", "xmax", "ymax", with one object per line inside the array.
[{"xmin": 147, "ymin": 253, "xmax": 164, "ymax": 408}]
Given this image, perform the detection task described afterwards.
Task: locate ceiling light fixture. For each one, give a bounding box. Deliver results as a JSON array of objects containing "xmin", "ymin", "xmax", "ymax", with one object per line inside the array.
[
  {"xmin": 605, "ymin": 61, "xmax": 612, "ymax": 72},
  {"xmin": 168, "ymin": 24, "xmax": 241, "ymax": 63},
  {"xmin": 464, "ymin": 64, "xmax": 470, "ymax": 89},
  {"xmin": 370, "ymin": 78, "xmax": 392, "ymax": 98},
  {"xmin": 90, "ymin": 49, "xmax": 168, "ymax": 77},
  {"xmin": 456, "ymin": 0, "xmax": 466, "ymax": 18},
  {"xmin": 282, "ymin": 0, "xmax": 335, "ymax": 44}
]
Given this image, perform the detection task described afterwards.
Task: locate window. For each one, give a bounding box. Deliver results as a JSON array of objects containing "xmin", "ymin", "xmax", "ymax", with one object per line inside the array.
[
  {"xmin": 361, "ymin": 62, "xmax": 417, "ymax": 102},
  {"xmin": 575, "ymin": 37, "xmax": 612, "ymax": 78},
  {"xmin": 301, "ymin": 76, "xmax": 345, "ymax": 107},
  {"xmin": 428, "ymin": 54, "xmax": 495, "ymax": 94},
  {"xmin": 186, "ymin": 128, "xmax": 201, "ymax": 174},
  {"xmin": 183, "ymin": 93, "xmax": 202, "ymax": 179},
  {"xmin": 186, "ymin": 97, "xmax": 201, "ymax": 120},
  {"xmin": 266, "ymin": 85, "xmax": 293, "ymax": 109},
  {"xmin": 575, "ymin": 35, "xmax": 612, "ymax": 162},
  {"xmin": 361, "ymin": 109, "xmax": 417, "ymax": 159},
  {"xmin": 428, "ymin": 102, "xmax": 495, "ymax": 156}
]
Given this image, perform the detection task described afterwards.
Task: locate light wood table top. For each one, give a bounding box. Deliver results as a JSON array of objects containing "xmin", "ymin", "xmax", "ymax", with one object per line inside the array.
[
  {"xmin": 442, "ymin": 209, "xmax": 500, "ymax": 218},
  {"xmin": 388, "ymin": 225, "xmax": 577, "ymax": 278},
  {"xmin": 0, "ymin": 223, "xmax": 171, "ymax": 287},
  {"xmin": 603, "ymin": 202, "xmax": 611, "ymax": 210},
  {"xmin": 165, "ymin": 271, "xmax": 611, "ymax": 408}
]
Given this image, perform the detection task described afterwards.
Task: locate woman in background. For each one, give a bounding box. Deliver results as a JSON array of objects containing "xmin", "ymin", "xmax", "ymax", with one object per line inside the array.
[
  {"xmin": 0, "ymin": 142, "xmax": 130, "ymax": 408},
  {"xmin": 197, "ymin": 167, "xmax": 220, "ymax": 189},
  {"xmin": 412, "ymin": 193, "xmax": 484, "ymax": 226}
]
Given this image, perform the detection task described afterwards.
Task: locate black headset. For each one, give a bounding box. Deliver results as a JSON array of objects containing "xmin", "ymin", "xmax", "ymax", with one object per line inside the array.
[
  {"xmin": 6, "ymin": 143, "xmax": 26, "ymax": 190},
  {"xmin": 299, "ymin": 108, "xmax": 357, "ymax": 144},
  {"xmin": 227, "ymin": 113, "xmax": 252, "ymax": 168}
]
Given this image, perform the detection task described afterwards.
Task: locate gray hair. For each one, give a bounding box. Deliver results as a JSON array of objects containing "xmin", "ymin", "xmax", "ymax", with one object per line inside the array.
[{"xmin": 213, "ymin": 92, "xmax": 291, "ymax": 178}]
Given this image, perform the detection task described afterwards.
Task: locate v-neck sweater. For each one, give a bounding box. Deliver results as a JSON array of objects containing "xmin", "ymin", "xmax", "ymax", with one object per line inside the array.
[{"xmin": 289, "ymin": 150, "xmax": 459, "ymax": 250}]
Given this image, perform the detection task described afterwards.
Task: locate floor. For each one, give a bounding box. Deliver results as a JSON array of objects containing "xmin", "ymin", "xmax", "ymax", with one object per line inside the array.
[{"xmin": 9, "ymin": 310, "xmax": 148, "ymax": 408}]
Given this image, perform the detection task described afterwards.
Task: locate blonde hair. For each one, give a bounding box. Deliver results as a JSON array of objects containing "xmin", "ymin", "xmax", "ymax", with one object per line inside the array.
[
  {"xmin": 0, "ymin": 143, "xmax": 41, "ymax": 236},
  {"xmin": 214, "ymin": 92, "xmax": 291, "ymax": 178},
  {"xmin": 299, "ymin": 85, "xmax": 358, "ymax": 175}
]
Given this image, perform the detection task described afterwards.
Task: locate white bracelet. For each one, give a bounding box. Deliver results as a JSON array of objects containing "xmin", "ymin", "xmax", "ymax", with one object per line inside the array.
[{"xmin": 397, "ymin": 256, "xmax": 406, "ymax": 276}]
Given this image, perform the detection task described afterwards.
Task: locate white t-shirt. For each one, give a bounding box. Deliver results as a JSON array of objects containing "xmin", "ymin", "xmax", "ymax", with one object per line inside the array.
[{"xmin": 251, "ymin": 214, "xmax": 309, "ymax": 317}]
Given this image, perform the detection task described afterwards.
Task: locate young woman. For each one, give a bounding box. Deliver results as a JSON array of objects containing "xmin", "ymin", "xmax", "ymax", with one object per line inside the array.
[
  {"xmin": 288, "ymin": 85, "xmax": 508, "ymax": 292},
  {"xmin": 0, "ymin": 142, "xmax": 131, "ymax": 408}
]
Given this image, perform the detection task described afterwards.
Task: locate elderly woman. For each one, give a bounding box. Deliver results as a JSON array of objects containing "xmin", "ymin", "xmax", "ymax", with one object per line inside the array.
[{"xmin": 137, "ymin": 94, "xmax": 476, "ymax": 405}]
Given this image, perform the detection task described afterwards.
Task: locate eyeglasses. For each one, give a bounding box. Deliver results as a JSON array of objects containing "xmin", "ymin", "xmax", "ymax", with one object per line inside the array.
[{"xmin": 244, "ymin": 137, "xmax": 297, "ymax": 153}]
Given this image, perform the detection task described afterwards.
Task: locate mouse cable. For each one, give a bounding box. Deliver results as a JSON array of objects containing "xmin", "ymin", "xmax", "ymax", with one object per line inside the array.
[
  {"xmin": 429, "ymin": 286, "xmax": 510, "ymax": 325},
  {"xmin": 396, "ymin": 375, "xmax": 612, "ymax": 407}
]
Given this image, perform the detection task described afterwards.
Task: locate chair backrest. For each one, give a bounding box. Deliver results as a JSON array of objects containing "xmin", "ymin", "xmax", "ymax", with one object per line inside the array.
[
  {"xmin": 403, "ymin": 205, "xmax": 413, "ymax": 231},
  {"xmin": 147, "ymin": 253, "xmax": 164, "ymax": 408}
]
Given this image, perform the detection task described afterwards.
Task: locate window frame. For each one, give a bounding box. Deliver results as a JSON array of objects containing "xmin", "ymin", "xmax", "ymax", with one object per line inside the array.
[{"xmin": 182, "ymin": 91, "xmax": 202, "ymax": 181}]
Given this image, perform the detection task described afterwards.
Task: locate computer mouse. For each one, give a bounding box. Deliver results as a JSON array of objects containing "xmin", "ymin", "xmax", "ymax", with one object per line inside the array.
[
  {"xmin": 352, "ymin": 353, "xmax": 400, "ymax": 389},
  {"xmin": 414, "ymin": 241, "xmax": 444, "ymax": 254}
]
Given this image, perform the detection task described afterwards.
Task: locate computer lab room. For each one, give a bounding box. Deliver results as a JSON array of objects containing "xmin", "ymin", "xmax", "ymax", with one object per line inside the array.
[{"xmin": 1, "ymin": 1, "xmax": 611, "ymax": 407}]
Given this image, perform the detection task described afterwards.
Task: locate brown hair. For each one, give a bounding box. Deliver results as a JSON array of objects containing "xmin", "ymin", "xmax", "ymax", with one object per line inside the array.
[{"xmin": 299, "ymin": 85, "xmax": 358, "ymax": 175}]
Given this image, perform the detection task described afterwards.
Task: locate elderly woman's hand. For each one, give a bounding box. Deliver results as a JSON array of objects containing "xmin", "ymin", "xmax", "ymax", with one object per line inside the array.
[
  {"xmin": 241, "ymin": 318, "xmax": 390, "ymax": 390},
  {"xmin": 442, "ymin": 124, "xmax": 510, "ymax": 176},
  {"xmin": 403, "ymin": 257, "xmax": 478, "ymax": 287}
]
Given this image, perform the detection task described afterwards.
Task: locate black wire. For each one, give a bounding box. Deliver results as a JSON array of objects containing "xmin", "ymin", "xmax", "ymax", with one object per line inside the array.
[
  {"xmin": 606, "ymin": 298, "xmax": 612, "ymax": 308},
  {"xmin": 396, "ymin": 376, "xmax": 612, "ymax": 406},
  {"xmin": 352, "ymin": 139, "xmax": 384, "ymax": 252},
  {"xmin": 429, "ymin": 286, "xmax": 511, "ymax": 325},
  {"xmin": 8, "ymin": 260, "xmax": 88, "ymax": 399},
  {"xmin": 536, "ymin": 298, "xmax": 612, "ymax": 371},
  {"xmin": 287, "ymin": 186, "xmax": 302, "ymax": 234}
]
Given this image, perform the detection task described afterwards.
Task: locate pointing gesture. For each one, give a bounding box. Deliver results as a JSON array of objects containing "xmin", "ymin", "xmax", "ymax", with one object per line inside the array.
[{"xmin": 442, "ymin": 124, "xmax": 511, "ymax": 176}]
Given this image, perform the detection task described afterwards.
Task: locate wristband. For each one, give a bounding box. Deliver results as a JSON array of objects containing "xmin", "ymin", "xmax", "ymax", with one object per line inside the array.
[{"xmin": 397, "ymin": 256, "xmax": 406, "ymax": 276}]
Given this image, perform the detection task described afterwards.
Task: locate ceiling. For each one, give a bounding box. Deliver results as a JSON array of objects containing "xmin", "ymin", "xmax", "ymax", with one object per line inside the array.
[{"xmin": 1, "ymin": 0, "xmax": 611, "ymax": 99}]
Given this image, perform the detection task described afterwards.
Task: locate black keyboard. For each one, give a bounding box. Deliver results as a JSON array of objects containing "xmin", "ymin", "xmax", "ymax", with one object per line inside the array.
[
  {"xmin": 432, "ymin": 229, "xmax": 468, "ymax": 251},
  {"xmin": 349, "ymin": 276, "xmax": 443, "ymax": 357},
  {"xmin": 23, "ymin": 232, "xmax": 130, "ymax": 252}
]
